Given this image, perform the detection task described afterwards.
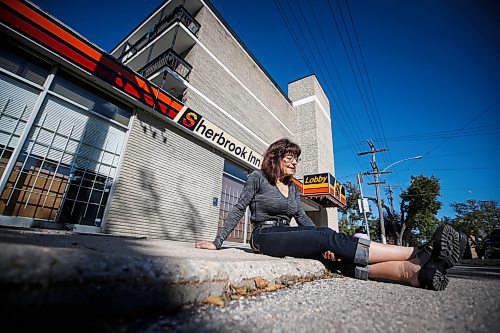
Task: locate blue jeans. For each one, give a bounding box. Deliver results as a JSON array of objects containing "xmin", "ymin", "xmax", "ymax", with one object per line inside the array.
[{"xmin": 251, "ymin": 225, "xmax": 370, "ymax": 278}]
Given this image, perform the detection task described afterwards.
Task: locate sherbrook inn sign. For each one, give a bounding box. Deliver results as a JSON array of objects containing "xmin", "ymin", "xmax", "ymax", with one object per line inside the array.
[{"xmin": 175, "ymin": 108, "xmax": 262, "ymax": 168}]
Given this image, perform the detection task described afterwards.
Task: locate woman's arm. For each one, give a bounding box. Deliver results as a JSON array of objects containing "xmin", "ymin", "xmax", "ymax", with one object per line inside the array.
[
  {"xmin": 199, "ymin": 171, "xmax": 261, "ymax": 249},
  {"xmin": 293, "ymin": 183, "xmax": 316, "ymax": 227}
]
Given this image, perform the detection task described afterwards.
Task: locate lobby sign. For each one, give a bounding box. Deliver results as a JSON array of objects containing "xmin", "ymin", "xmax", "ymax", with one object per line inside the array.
[
  {"xmin": 302, "ymin": 172, "xmax": 346, "ymax": 208},
  {"xmin": 303, "ymin": 173, "xmax": 329, "ymax": 195}
]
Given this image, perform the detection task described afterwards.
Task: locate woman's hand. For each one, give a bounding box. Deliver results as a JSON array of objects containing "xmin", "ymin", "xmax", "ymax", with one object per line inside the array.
[
  {"xmin": 322, "ymin": 250, "xmax": 338, "ymax": 261},
  {"xmin": 195, "ymin": 240, "xmax": 217, "ymax": 250}
]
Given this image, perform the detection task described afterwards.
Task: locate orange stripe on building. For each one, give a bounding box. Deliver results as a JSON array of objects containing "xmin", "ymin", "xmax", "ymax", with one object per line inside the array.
[
  {"xmin": 303, "ymin": 188, "xmax": 329, "ymax": 195},
  {"xmin": 303, "ymin": 183, "xmax": 328, "ymax": 190},
  {"xmin": 291, "ymin": 177, "xmax": 303, "ymax": 193},
  {"xmin": 2, "ymin": 0, "xmax": 182, "ymax": 112}
]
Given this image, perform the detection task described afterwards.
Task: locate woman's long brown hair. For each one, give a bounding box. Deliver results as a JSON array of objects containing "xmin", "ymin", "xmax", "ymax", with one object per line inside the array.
[{"xmin": 261, "ymin": 138, "xmax": 301, "ymax": 184}]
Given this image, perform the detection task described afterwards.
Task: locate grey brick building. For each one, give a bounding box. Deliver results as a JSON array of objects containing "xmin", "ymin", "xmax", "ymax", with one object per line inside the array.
[{"xmin": 0, "ymin": 0, "xmax": 342, "ymax": 245}]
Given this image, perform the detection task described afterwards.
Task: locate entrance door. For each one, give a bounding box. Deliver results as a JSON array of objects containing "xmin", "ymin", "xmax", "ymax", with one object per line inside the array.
[{"xmin": 218, "ymin": 160, "xmax": 251, "ymax": 243}]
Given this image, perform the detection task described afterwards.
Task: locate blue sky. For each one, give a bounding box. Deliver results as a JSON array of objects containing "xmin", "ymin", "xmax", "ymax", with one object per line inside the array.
[{"xmin": 31, "ymin": 0, "xmax": 500, "ymax": 218}]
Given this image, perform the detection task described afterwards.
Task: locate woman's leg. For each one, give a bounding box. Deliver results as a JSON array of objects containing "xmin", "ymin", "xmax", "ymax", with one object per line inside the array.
[
  {"xmin": 368, "ymin": 242, "xmax": 415, "ymax": 264},
  {"xmin": 368, "ymin": 259, "xmax": 422, "ymax": 287},
  {"xmin": 252, "ymin": 226, "xmax": 364, "ymax": 263},
  {"xmin": 368, "ymin": 225, "xmax": 465, "ymax": 290},
  {"xmin": 253, "ymin": 226, "xmax": 414, "ymax": 265}
]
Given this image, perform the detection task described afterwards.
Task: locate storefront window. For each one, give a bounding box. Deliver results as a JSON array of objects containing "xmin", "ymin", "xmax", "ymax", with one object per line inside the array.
[
  {"xmin": 50, "ymin": 72, "xmax": 131, "ymax": 126},
  {"xmin": 0, "ymin": 43, "xmax": 51, "ymax": 86},
  {"xmin": 0, "ymin": 65, "xmax": 131, "ymax": 228},
  {"xmin": 0, "ymin": 43, "xmax": 47, "ymax": 188},
  {"xmin": 0, "ymin": 74, "xmax": 42, "ymax": 181}
]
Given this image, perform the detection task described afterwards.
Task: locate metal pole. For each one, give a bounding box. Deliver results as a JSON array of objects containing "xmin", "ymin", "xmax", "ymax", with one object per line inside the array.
[
  {"xmin": 243, "ymin": 207, "xmax": 249, "ymax": 244},
  {"xmin": 374, "ymin": 171, "xmax": 386, "ymax": 244},
  {"xmin": 357, "ymin": 173, "xmax": 370, "ymax": 238}
]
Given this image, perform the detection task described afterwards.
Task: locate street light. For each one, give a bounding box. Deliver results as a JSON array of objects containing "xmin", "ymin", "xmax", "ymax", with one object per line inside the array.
[
  {"xmin": 376, "ymin": 155, "xmax": 423, "ymax": 244},
  {"xmin": 382, "ymin": 156, "xmax": 423, "ymax": 172}
]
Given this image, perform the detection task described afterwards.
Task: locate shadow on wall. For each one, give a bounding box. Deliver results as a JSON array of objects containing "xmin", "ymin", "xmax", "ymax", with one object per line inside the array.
[
  {"xmin": 138, "ymin": 168, "xmax": 168, "ymax": 239},
  {"xmin": 175, "ymin": 175, "xmax": 200, "ymax": 241},
  {"xmin": 135, "ymin": 169, "xmax": 203, "ymax": 241},
  {"xmin": 142, "ymin": 121, "xmax": 168, "ymax": 144},
  {"xmin": 137, "ymin": 116, "xmax": 207, "ymax": 241}
]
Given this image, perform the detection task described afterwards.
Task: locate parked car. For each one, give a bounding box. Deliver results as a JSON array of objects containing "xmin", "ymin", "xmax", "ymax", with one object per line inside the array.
[{"xmin": 483, "ymin": 229, "xmax": 500, "ymax": 259}]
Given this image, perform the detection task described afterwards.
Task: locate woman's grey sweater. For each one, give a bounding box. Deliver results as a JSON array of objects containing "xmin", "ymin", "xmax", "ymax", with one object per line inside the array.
[{"xmin": 213, "ymin": 170, "xmax": 316, "ymax": 249}]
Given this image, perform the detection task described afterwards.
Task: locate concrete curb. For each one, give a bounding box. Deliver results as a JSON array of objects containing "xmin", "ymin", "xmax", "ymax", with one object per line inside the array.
[{"xmin": 0, "ymin": 238, "xmax": 328, "ymax": 327}]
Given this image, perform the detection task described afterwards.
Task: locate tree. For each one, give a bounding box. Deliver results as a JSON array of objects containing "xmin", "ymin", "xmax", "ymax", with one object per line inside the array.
[
  {"xmin": 447, "ymin": 199, "xmax": 500, "ymax": 255},
  {"xmin": 338, "ymin": 215, "xmax": 357, "ymax": 236},
  {"xmin": 339, "ymin": 177, "xmax": 441, "ymax": 244},
  {"xmin": 386, "ymin": 175, "xmax": 442, "ymax": 245}
]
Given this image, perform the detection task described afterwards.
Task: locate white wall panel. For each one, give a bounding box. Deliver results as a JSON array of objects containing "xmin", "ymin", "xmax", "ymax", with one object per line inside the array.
[{"xmin": 106, "ymin": 110, "xmax": 224, "ymax": 242}]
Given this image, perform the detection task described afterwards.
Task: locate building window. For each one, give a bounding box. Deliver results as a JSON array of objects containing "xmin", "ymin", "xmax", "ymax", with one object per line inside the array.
[
  {"xmin": 0, "ymin": 68, "xmax": 131, "ymax": 228},
  {"xmin": 0, "ymin": 43, "xmax": 51, "ymax": 86},
  {"xmin": 0, "ymin": 74, "xmax": 42, "ymax": 180},
  {"xmin": 50, "ymin": 72, "xmax": 132, "ymax": 126}
]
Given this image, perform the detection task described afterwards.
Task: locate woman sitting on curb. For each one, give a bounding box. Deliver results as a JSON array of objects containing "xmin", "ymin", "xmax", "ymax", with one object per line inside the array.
[{"xmin": 195, "ymin": 138, "xmax": 466, "ymax": 290}]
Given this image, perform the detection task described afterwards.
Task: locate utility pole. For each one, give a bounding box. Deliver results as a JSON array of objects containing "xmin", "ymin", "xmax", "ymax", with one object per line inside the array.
[
  {"xmin": 386, "ymin": 185, "xmax": 395, "ymax": 214},
  {"xmin": 385, "ymin": 185, "xmax": 402, "ymax": 214},
  {"xmin": 358, "ymin": 140, "xmax": 391, "ymax": 244}
]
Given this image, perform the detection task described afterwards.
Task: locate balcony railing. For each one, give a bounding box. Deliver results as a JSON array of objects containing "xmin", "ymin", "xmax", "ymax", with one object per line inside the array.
[
  {"xmin": 139, "ymin": 48, "xmax": 192, "ymax": 80},
  {"xmin": 156, "ymin": 5, "xmax": 201, "ymax": 37},
  {"xmin": 118, "ymin": 5, "xmax": 200, "ymax": 63}
]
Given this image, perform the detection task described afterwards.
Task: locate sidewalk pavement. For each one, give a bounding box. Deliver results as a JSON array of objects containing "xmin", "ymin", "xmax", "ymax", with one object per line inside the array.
[{"xmin": 0, "ymin": 226, "xmax": 329, "ymax": 327}]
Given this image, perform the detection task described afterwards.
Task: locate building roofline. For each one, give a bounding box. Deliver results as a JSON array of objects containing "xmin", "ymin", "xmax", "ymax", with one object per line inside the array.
[{"xmin": 288, "ymin": 73, "xmax": 317, "ymax": 86}]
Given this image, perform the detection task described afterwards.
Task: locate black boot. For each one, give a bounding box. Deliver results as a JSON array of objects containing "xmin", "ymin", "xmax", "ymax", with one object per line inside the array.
[{"xmin": 417, "ymin": 225, "xmax": 466, "ymax": 291}]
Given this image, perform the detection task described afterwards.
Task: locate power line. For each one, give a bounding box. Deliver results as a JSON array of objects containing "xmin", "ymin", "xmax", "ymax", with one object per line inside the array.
[
  {"xmin": 423, "ymin": 98, "xmax": 500, "ymax": 157},
  {"xmin": 274, "ymin": 0, "xmax": 365, "ymax": 169},
  {"xmin": 399, "ymin": 98, "xmax": 500, "ymax": 175},
  {"xmin": 336, "ymin": 0, "xmax": 380, "ymax": 140},
  {"xmin": 293, "ymin": 0, "xmax": 368, "ymax": 162},
  {"xmin": 344, "ymin": 0, "xmax": 390, "ymax": 154},
  {"xmin": 272, "ymin": 0, "xmax": 314, "ymax": 75},
  {"xmin": 335, "ymin": 126, "xmax": 500, "ymax": 151},
  {"xmin": 328, "ymin": 0, "xmax": 402, "ymax": 189},
  {"xmin": 257, "ymin": 0, "xmax": 302, "ymax": 75},
  {"xmin": 412, "ymin": 167, "xmax": 500, "ymax": 171},
  {"xmin": 424, "ymin": 148, "xmax": 492, "ymax": 159},
  {"xmin": 304, "ymin": 0, "xmax": 366, "ymax": 151},
  {"xmin": 326, "ymin": 0, "xmax": 378, "ymax": 141}
]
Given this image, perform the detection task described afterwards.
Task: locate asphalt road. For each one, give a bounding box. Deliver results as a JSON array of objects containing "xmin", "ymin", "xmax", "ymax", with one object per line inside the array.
[{"xmin": 92, "ymin": 265, "xmax": 500, "ymax": 333}]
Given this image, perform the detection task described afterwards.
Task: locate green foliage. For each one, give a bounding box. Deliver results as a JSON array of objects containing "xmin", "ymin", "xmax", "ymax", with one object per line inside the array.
[
  {"xmin": 338, "ymin": 215, "xmax": 357, "ymax": 236},
  {"xmin": 339, "ymin": 181, "xmax": 362, "ymax": 221},
  {"xmin": 368, "ymin": 218, "xmax": 381, "ymax": 241},
  {"xmin": 398, "ymin": 175, "xmax": 442, "ymax": 244},
  {"xmin": 447, "ymin": 199, "xmax": 500, "ymax": 247},
  {"xmin": 338, "ymin": 181, "xmax": 363, "ymax": 232},
  {"xmin": 340, "ymin": 177, "xmax": 443, "ymax": 244}
]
